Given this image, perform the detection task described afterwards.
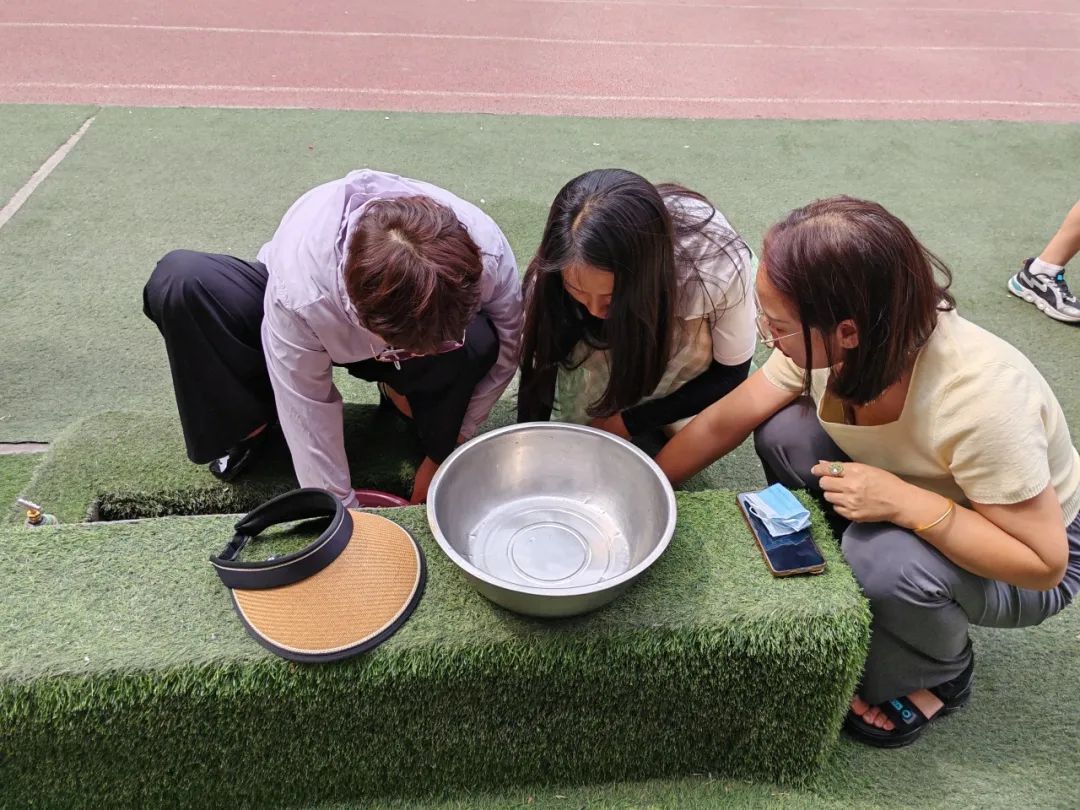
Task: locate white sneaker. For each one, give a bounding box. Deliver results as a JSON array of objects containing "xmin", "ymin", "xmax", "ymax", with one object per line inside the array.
[{"xmin": 1007, "ymin": 258, "xmax": 1080, "ymax": 323}]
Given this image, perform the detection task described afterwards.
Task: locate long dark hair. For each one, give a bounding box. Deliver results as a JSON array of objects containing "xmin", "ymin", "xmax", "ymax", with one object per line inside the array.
[
  {"xmin": 762, "ymin": 196, "xmax": 955, "ymax": 405},
  {"xmin": 519, "ymin": 168, "xmax": 747, "ymax": 418}
]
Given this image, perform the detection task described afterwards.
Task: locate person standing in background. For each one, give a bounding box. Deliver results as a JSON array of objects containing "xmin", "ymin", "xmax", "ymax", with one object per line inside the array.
[{"xmin": 1008, "ymin": 199, "xmax": 1080, "ymax": 324}]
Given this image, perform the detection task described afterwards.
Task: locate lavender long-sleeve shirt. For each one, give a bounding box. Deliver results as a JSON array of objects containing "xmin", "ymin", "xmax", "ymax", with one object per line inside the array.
[{"xmin": 256, "ymin": 170, "xmax": 523, "ymax": 507}]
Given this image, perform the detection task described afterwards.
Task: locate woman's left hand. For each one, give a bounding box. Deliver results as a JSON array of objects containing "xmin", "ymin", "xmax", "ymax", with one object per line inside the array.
[
  {"xmin": 588, "ymin": 412, "xmax": 631, "ymax": 439},
  {"xmin": 810, "ymin": 460, "xmax": 909, "ymax": 524}
]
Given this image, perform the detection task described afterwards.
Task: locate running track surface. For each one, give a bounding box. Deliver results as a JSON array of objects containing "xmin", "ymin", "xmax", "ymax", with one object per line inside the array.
[{"xmin": 1, "ymin": 0, "xmax": 1078, "ymax": 120}]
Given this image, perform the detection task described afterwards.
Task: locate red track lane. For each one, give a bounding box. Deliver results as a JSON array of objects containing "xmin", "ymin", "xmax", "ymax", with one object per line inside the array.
[
  {"xmin": 0, "ymin": 0, "xmax": 1076, "ymax": 120},
  {"xmin": 1, "ymin": 1, "xmax": 1077, "ymax": 48},
  {"xmin": 4, "ymin": 0, "xmax": 1080, "ymax": 20},
  {"xmin": 509, "ymin": 0, "xmax": 1080, "ymax": 12}
]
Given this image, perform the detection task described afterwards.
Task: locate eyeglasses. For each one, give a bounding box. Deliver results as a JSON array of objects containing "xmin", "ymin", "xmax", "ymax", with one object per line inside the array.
[
  {"xmin": 753, "ymin": 301, "xmax": 801, "ymax": 350},
  {"xmin": 371, "ymin": 333, "xmax": 466, "ymax": 369}
]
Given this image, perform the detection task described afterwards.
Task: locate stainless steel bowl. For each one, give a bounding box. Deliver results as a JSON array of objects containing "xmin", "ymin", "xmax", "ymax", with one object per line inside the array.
[{"xmin": 426, "ymin": 423, "xmax": 677, "ymax": 618}]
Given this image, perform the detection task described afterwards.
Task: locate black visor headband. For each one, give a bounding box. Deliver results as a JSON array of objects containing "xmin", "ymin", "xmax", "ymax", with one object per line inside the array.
[{"xmin": 209, "ymin": 488, "xmax": 352, "ymax": 590}]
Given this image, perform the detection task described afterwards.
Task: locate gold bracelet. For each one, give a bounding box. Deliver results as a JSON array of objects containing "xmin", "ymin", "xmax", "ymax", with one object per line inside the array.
[{"xmin": 914, "ymin": 498, "xmax": 955, "ymax": 533}]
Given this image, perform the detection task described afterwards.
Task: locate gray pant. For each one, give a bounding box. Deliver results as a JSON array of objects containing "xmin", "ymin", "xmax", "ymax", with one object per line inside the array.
[{"xmin": 754, "ymin": 400, "xmax": 1080, "ymax": 704}]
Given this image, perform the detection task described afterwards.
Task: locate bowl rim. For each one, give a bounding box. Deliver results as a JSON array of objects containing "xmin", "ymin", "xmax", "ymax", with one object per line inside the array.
[{"xmin": 425, "ymin": 422, "xmax": 678, "ymax": 598}]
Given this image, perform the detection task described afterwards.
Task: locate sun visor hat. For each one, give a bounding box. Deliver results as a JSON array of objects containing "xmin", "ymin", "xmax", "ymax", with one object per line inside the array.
[{"xmin": 210, "ymin": 488, "xmax": 425, "ymax": 663}]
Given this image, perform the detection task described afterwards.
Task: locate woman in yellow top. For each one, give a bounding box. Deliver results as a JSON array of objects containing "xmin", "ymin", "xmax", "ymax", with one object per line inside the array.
[{"xmin": 658, "ymin": 196, "xmax": 1080, "ymax": 748}]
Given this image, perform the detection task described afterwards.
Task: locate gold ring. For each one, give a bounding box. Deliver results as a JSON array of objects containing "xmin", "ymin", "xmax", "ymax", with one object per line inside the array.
[{"xmin": 828, "ymin": 462, "xmax": 845, "ymax": 477}]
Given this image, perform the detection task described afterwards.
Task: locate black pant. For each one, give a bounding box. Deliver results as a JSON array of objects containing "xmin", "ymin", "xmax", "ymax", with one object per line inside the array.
[{"xmin": 143, "ymin": 249, "xmax": 499, "ymax": 465}]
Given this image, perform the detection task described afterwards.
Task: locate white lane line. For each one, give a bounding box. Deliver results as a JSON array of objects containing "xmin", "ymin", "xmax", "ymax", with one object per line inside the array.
[
  {"xmin": 0, "ymin": 21, "xmax": 1076, "ymax": 51},
  {"xmin": 5, "ymin": 83, "xmax": 1079, "ymax": 109},
  {"xmin": 509, "ymin": 0, "xmax": 1079, "ymax": 15},
  {"xmin": 0, "ymin": 113, "xmax": 96, "ymax": 232}
]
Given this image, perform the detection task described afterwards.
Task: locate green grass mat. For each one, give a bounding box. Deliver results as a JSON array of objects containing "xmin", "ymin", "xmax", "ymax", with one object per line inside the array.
[
  {"xmin": 1, "ymin": 108, "xmax": 1078, "ymax": 442},
  {"xmin": 9, "ymin": 405, "xmax": 760, "ymax": 527},
  {"xmin": 350, "ymin": 593, "xmax": 1080, "ymax": 810},
  {"xmin": 0, "ymin": 105, "xmax": 97, "ymax": 206},
  {"xmin": 0, "ymin": 453, "xmax": 41, "ymax": 517},
  {"xmin": 11, "ymin": 406, "xmax": 422, "ymax": 525},
  {"xmin": 3, "ymin": 105, "xmax": 1078, "ymax": 808},
  {"xmin": 0, "ymin": 492, "xmax": 869, "ymax": 807}
]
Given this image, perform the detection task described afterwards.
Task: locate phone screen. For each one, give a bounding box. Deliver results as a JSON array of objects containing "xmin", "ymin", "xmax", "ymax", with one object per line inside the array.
[{"xmin": 736, "ymin": 493, "xmax": 826, "ymax": 575}]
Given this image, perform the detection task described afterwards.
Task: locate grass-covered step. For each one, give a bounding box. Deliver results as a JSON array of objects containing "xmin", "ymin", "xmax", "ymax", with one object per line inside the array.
[
  {"xmin": 8, "ymin": 404, "xmax": 763, "ymax": 527},
  {"xmin": 0, "ymin": 492, "xmax": 868, "ymax": 808},
  {"xmin": 9, "ymin": 405, "xmax": 427, "ymax": 524}
]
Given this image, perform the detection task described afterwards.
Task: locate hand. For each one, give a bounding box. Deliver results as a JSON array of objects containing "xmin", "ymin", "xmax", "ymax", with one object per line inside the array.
[
  {"xmin": 810, "ymin": 460, "xmax": 909, "ymax": 524},
  {"xmin": 587, "ymin": 412, "xmax": 631, "ymax": 440},
  {"xmin": 409, "ymin": 437, "xmax": 466, "ymax": 505},
  {"xmin": 410, "ymin": 456, "xmax": 439, "ymax": 504}
]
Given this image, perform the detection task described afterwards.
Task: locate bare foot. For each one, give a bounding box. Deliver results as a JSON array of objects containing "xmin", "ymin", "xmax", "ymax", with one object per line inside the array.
[{"xmin": 850, "ymin": 689, "xmax": 944, "ymax": 730}]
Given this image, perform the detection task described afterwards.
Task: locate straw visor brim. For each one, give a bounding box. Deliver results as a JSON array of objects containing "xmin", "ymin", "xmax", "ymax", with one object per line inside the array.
[{"xmin": 232, "ymin": 510, "xmax": 425, "ymax": 662}]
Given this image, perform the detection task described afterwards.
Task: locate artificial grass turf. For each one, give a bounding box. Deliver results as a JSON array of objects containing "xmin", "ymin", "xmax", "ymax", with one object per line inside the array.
[
  {"xmin": 10, "ymin": 405, "xmax": 423, "ymax": 525},
  {"xmin": 3, "ymin": 105, "xmax": 1079, "ymax": 807},
  {"xmin": 1, "ymin": 107, "xmax": 1079, "ymax": 443},
  {"xmin": 0, "ymin": 105, "xmax": 97, "ymax": 206},
  {"xmin": 349, "ymin": 589, "xmax": 1080, "ymax": 810},
  {"xmin": 13, "ymin": 415, "xmax": 1079, "ymax": 809},
  {"xmin": 0, "ymin": 492, "xmax": 870, "ymax": 807},
  {"xmin": 9, "ymin": 403, "xmax": 760, "ymax": 527},
  {"xmin": 0, "ymin": 453, "xmax": 41, "ymax": 517}
]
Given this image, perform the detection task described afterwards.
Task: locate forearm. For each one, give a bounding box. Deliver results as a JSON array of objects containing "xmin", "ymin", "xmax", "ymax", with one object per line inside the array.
[
  {"xmin": 656, "ymin": 370, "xmax": 797, "ymax": 487},
  {"xmin": 277, "ymin": 397, "xmax": 356, "ymax": 506},
  {"xmin": 460, "ymin": 353, "xmax": 515, "ymax": 438},
  {"xmin": 517, "ymin": 366, "xmax": 556, "ymax": 423},
  {"xmin": 893, "ymin": 484, "xmax": 1065, "ymax": 590},
  {"xmin": 261, "ymin": 305, "xmax": 358, "ymax": 505},
  {"xmin": 462, "ymin": 303, "xmax": 522, "ymax": 438},
  {"xmin": 264, "ymin": 347, "xmax": 355, "ymax": 505},
  {"xmin": 622, "ymin": 359, "xmax": 751, "ymax": 436},
  {"xmin": 655, "ymin": 402, "xmax": 753, "ymax": 486},
  {"xmin": 463, "ymin": 241, "xmax": 523, "ymax": 435}
]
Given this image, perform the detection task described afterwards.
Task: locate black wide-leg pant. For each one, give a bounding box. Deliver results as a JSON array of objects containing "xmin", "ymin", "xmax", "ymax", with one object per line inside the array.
[{"xmin": 143, "ymin": 249, "xmax": 498, "ymax": 465}]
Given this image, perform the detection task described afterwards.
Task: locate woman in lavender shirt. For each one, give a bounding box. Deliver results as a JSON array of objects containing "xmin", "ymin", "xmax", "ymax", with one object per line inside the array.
[{"xmin": 144, "ymin": 169, "xmax": 523, "ymax": 505}]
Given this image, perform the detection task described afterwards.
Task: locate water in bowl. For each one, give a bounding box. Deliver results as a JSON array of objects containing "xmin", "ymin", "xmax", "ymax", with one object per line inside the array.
[{"xmin": 466, "ymin": 495, "xmax": 632, "ymax": 589}]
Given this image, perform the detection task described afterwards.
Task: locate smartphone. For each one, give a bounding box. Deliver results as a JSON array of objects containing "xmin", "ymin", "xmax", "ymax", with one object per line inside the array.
[{"xmin": 736, "ymin": 492, "xmax": 826, "ymax": 577}]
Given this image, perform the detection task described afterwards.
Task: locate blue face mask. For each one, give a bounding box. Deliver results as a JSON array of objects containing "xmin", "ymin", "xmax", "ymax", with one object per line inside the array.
[{"xmin": 743, "ymin": 483, "xmax": 811, "ymax": 537}]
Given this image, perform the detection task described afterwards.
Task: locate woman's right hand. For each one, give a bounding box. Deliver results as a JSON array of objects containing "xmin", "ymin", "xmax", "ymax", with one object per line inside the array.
[{"xmin": 656, "ymin": 368, "xmax": 797, "ymax": 486}]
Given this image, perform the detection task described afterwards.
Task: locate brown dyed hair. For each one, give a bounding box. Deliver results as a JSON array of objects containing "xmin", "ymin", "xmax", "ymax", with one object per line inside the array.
[
  {"xmin": 344, "ymin": 196, "xmax": 483, "ymax": 352},
  {"xmin": 762, "ymin": 196, "xmax": 955, "ymax": 405}
]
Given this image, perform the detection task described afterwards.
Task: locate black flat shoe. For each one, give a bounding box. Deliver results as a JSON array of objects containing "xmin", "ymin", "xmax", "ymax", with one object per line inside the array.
[{"xmin": 208, "ymin": 425, "xmax": 273, "ymax": 482}]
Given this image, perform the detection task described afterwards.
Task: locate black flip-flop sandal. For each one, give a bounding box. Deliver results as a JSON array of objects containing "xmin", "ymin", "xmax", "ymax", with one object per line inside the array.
[{"xmin": 844, "ymin": 657, "xmax": 975, "ymax": 749}]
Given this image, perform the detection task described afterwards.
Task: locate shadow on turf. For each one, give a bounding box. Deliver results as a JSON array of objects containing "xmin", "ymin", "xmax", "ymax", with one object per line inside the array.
[{"xmin": 87, "ymin": 403, "xmax": 424, "ymax": 521}]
